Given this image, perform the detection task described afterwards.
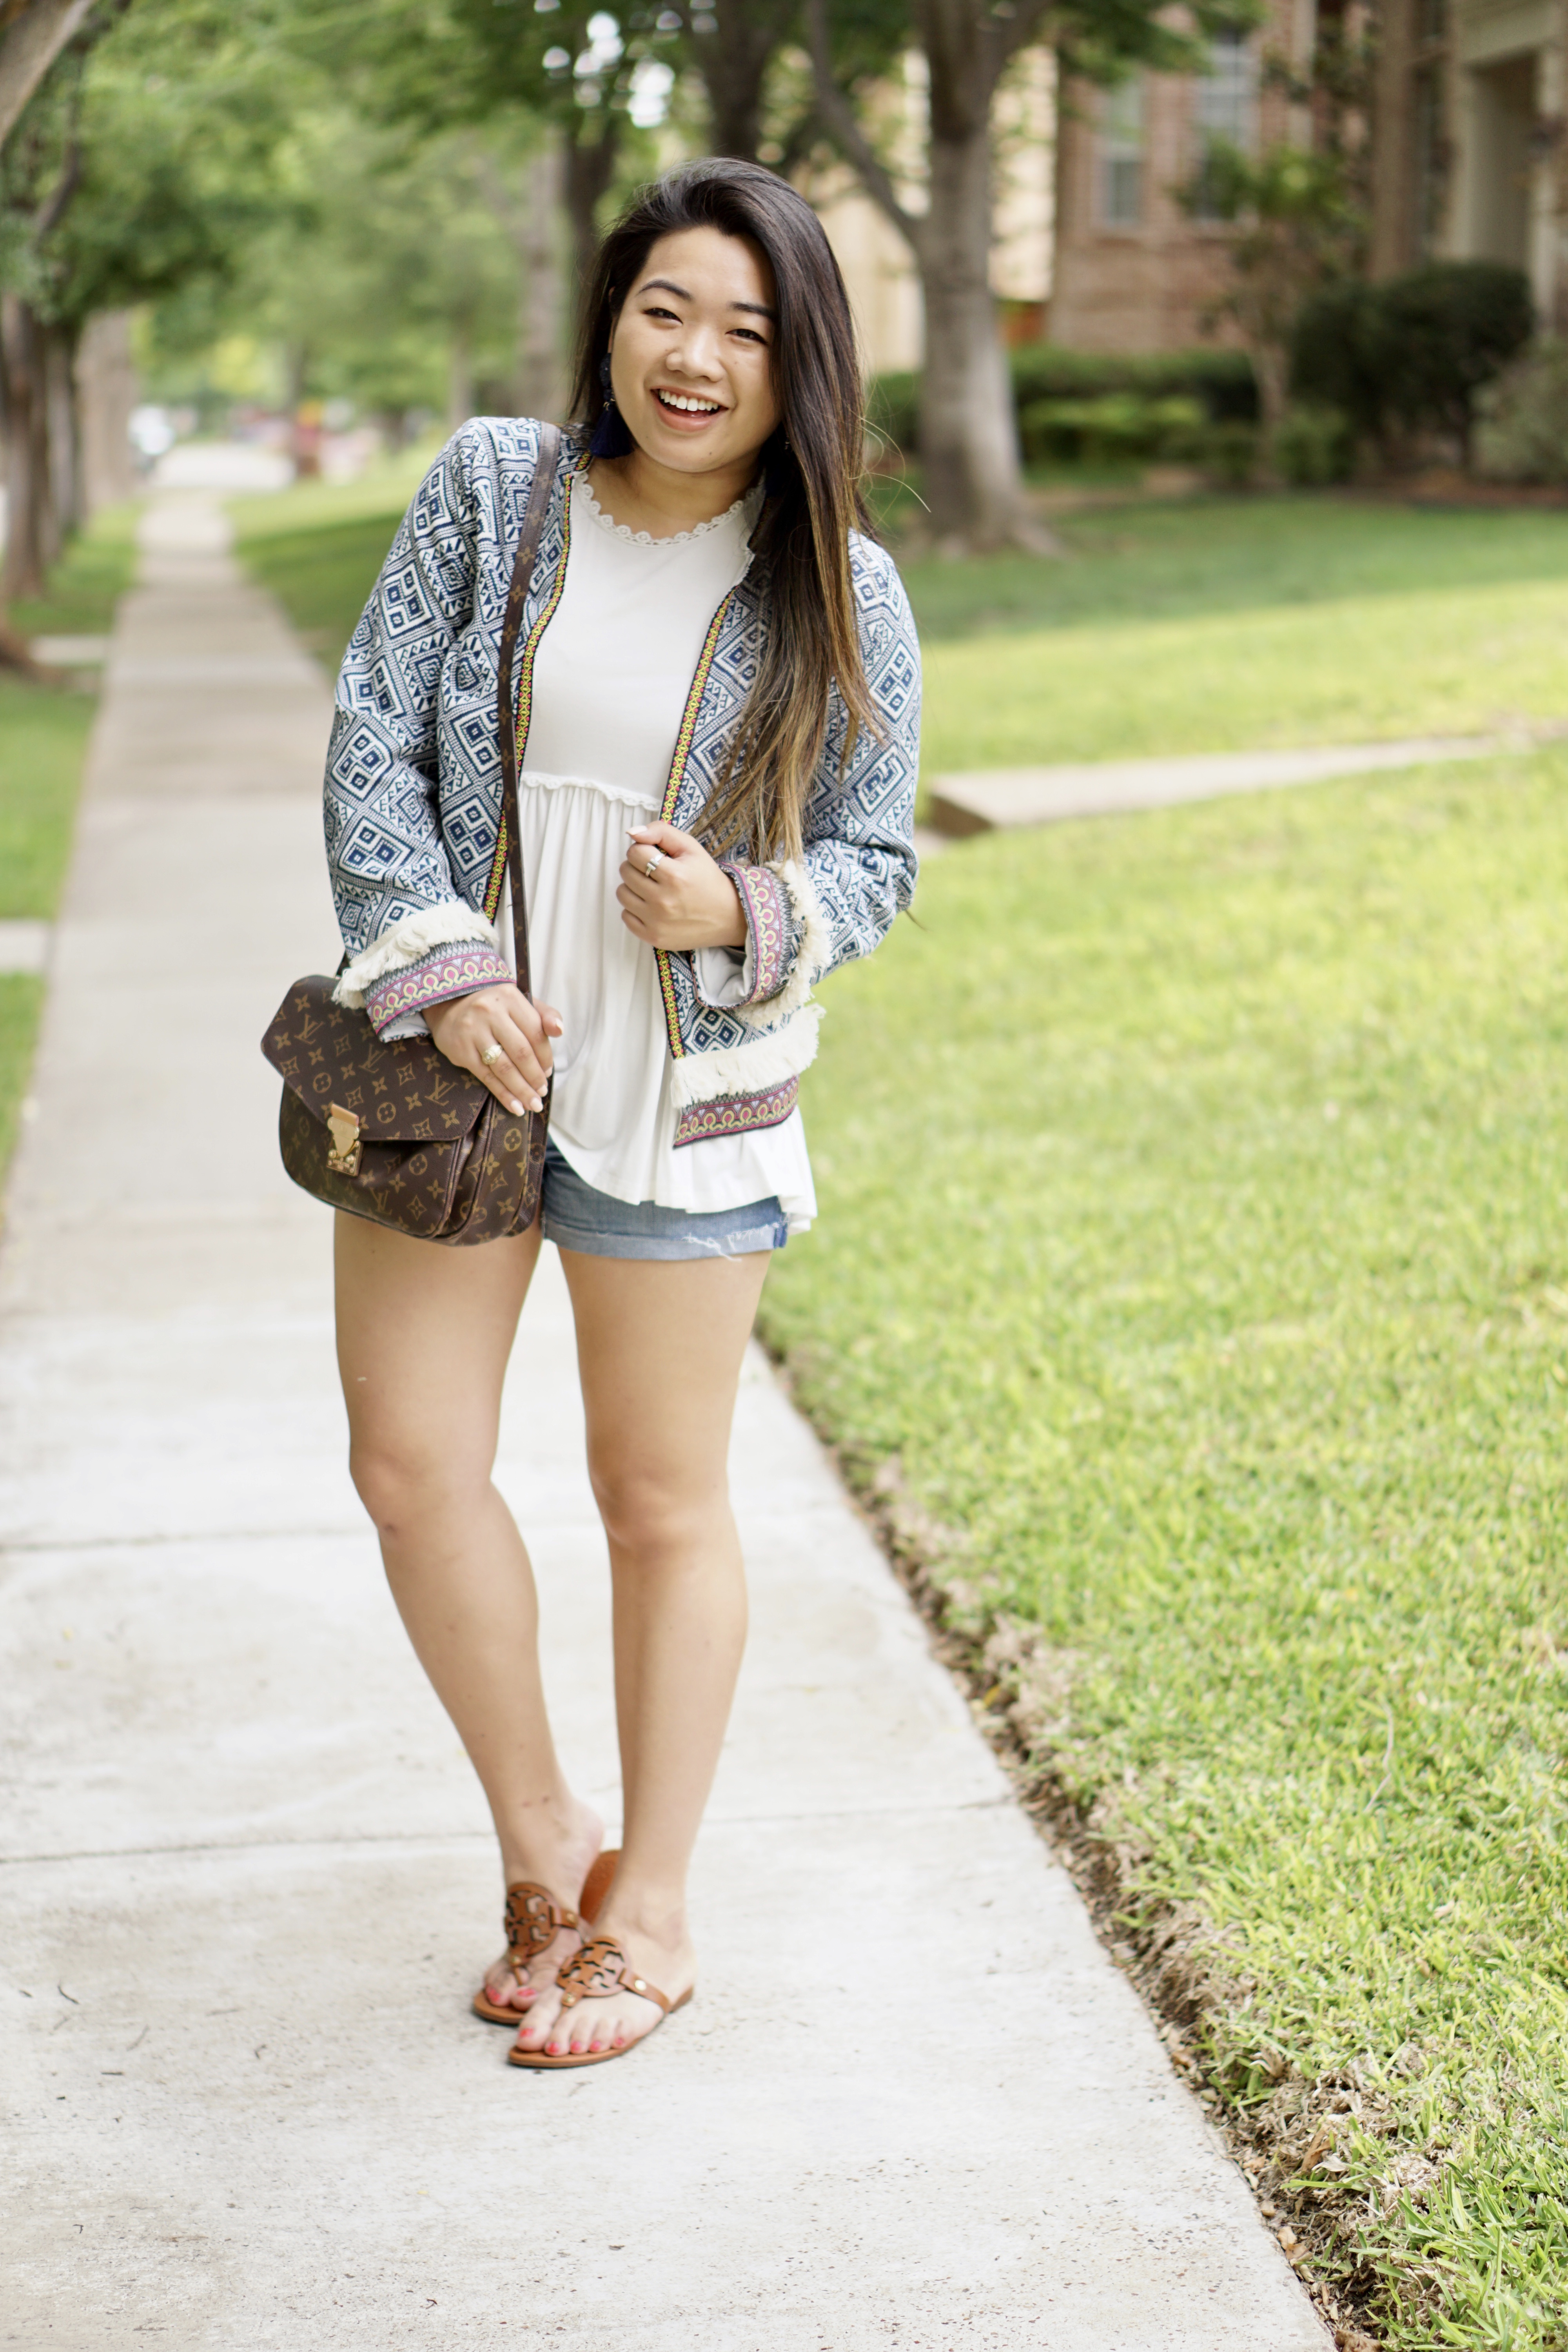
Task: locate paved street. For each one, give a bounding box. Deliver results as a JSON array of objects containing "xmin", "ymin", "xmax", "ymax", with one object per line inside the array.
[{"xmin": 0, "ymin": 495, "xmax": 1328, "ymax": 2350}]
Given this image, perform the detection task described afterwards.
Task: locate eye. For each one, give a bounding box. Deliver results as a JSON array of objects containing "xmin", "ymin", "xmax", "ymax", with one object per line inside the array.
[
  {"xmin": 732, "ymin": 327, "xmax": 769, "ymax": 345},
  {"xmin": 643, "ymin": 303, "xmax": 681, "ymax": 321}
]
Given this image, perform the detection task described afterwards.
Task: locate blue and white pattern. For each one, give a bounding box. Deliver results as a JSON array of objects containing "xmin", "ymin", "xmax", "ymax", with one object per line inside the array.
[{"xmin": 324, "ymin": 418, "xmax": 920, "ymax": 1110}]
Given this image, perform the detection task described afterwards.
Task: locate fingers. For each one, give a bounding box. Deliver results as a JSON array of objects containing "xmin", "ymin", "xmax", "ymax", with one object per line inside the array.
[
  {"xmin": 473, "ymin": 1009, "xmax": 553, "ymax": 1113},
  {"xmin": 626, "ymin": 819, "xmax": 694, "ymax": 855},
  {"xmin": 426, "ymin": 986, "xmax": 559, "ymax": 1116}
]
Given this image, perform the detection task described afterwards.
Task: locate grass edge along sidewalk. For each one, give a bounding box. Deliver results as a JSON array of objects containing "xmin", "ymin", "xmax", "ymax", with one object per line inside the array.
[
  {"xmin": 759, "ymin": 762, "xmax": 1568, "ymax": 2352},
  {"xmin": 0, "ymin": 505, "xmax": 140, "ymax": 1192}
]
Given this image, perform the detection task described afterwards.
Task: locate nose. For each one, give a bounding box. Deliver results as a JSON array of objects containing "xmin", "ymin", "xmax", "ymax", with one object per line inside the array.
[{"xmin": 663, "ymin": 320, "xmax": 724, "ymax": 381}]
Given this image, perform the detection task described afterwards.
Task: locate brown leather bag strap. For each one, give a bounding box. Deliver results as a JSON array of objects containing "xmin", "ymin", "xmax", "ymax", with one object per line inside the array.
[{"xmin": 495, "ymin": 421, "xmax": 564, "ymax": 1001}]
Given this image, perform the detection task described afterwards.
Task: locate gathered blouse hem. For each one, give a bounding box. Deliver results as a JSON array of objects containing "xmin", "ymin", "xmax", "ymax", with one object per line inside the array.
[{"xmin": 518, "ymin": 767, "xmax": 659, "ymax": 812}]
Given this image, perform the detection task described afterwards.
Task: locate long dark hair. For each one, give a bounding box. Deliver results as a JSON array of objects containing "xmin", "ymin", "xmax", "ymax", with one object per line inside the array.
[{"xmin": 570, "ymin": 159, "xmax": 879, "ymax": 863}]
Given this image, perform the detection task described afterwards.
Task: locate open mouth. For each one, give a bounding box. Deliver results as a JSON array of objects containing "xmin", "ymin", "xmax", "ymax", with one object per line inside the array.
[{"xmin": 653, "ymin": 388, "xmax": 725, "ymax": 418}]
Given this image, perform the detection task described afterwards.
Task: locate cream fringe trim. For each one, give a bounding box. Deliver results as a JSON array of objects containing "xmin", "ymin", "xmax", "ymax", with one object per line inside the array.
[
  {"xmin": 333, "ymin": 902, "xmax": 499, "ymax": 1009},
  {"xmin": 668, "ymin": 1004, "xmax": 822, "ymax": 1108},
  {"xmin": 730, "ymin": 856, "xmax": 832, "ymax": 1031}
]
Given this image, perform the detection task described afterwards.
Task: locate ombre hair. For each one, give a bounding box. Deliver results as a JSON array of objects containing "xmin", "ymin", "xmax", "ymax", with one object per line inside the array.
[{"xmin": 570, "ymin": 158, "xmax": 880, "ymax": 863}]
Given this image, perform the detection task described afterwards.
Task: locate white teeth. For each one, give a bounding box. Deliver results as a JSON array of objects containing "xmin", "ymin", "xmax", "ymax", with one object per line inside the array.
[{"xmin": 658, "ymin": 392, "xmax": 720, "ymax": 414}]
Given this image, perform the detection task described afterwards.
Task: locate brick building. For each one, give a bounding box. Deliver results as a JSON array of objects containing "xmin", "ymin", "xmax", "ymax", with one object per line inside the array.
[
  {"xmin": 1051, "ymin": 0, "xmax": 1568, "ymax": 352},
  {"xmin": 1050, "ymin": 0, "xmax": 1311, "ymax": 351},
  {"xmin": 1371, "ymin": 0, "xmax": 1566, "ymax": 326}
]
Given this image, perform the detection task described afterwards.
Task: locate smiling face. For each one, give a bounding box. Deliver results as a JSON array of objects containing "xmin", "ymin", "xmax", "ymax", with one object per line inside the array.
[{"xmin": 607, "ymin": 225, "xmax": 782, "ymax": 480}]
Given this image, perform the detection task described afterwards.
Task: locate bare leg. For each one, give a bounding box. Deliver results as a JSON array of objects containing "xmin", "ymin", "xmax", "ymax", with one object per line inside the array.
[
  {"xmin": 334, "ymin": 1214, "xmax": 601, "ymax": 2009},
  {"xmin": 513, "ymin": 1245, "xmax": 769, "ymax": 2060}
]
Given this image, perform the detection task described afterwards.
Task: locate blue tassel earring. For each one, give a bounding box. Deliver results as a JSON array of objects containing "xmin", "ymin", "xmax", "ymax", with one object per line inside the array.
[{"xmin": 590, "ymin": 351, "xmax": 636, "ymax": 459}]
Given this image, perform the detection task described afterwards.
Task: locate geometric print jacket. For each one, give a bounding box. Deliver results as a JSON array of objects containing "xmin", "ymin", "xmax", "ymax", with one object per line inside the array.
[{"xmin": 324, "ymin": 416, "xmax": 921, "ymax": 1145}]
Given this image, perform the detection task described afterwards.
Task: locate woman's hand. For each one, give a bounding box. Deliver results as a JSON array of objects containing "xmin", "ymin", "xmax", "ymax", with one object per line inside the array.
[
  {"xmin": 426, "ymin": 984, "xmax": 563, "ymax": 1116},
  {"xmin": 619, "ymin": 822, "xmax": 746, "ymax": 953}
]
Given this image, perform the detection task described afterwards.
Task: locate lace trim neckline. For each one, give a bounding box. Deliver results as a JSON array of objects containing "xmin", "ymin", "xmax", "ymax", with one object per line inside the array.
[{"xmin": 577, "ymin": 471, "xmax": 760, "ymax": 546}]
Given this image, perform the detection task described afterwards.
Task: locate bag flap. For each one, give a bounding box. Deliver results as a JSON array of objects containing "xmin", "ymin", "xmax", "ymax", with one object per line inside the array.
[{"xmin": 262, "ymin": 974, "xmax": 489, "ymax": 1145}]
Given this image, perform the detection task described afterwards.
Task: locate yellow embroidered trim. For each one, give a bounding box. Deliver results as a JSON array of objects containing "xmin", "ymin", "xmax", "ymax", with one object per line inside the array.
[
  {"xmin": 483, "ymin": 462, "xmax": 579, "ymax": 922},
  {"xmin": 653, "ymin": 589, "xmax": 735, "ymax": 1062}
]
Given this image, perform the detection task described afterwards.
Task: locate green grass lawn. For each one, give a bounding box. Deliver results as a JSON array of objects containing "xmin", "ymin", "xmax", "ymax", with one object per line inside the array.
[
  {"xmin": 238, "ymin": 467, "xmax": 1568, "ymax": 777},
  {"xmin": 908, "ymin": 496, "xmax": 1568, "ymax": 770},
  {"xmin": 762, "ymin": 753, "xmax": 1568, "ymax": 2350},
  {"xmin": 228, "ymin": 443, "xmax": 441, "ymax": 669},
  {"xmin": 0, "ymin": 503, "xmax": 139, "ymax": 1189}
]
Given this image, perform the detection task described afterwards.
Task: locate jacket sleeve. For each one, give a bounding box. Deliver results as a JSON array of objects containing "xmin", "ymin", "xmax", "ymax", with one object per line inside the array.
[
  {"xmin": 695, "ymin": 538, "xmax": 920, "ymax": 1027},
  {"xmin": 323, "ymin": 423, "xmax": 515, "ymax": 1034}
]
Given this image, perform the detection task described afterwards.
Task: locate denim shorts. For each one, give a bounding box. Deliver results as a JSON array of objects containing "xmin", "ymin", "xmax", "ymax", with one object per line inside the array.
[{"xmin": 538, "ymin": 1140, "xmax": 789, "ymax": 1261}]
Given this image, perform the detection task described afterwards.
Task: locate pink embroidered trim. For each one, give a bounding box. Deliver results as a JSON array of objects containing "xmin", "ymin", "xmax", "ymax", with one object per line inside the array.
[
  {"xmin": 366, "ymin": 945, "xmax": 513, "ymax": 1034},
  {"xmin": 673, "ymin": 1076, "xmax": 799, "ymax": 1147},
  {"xmin": 721, "ymin": 862, "xmax": 790, "ymax": 1005}
]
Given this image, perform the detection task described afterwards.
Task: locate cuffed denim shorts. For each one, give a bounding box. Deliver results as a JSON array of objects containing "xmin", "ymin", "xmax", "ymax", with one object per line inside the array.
[{"xmin": 538, "ymin": 1140, "xmax": 789, "ymax": 1261}]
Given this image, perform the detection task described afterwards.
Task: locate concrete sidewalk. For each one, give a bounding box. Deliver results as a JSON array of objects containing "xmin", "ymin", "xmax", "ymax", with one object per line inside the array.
[
  {"xmin": 927, "ymin": 731, "xmax": 1550, "ymax": 837},
  {"xmin": 0, "ymin": 499, "xmax": 1328, "ymax": 2351}
]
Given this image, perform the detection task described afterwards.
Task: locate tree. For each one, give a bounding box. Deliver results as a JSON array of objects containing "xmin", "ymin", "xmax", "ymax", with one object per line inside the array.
[
  {"xmin": 806, "ymin": 0, "xmax": 1245, "ymax": 550},
  {"xmin": 0, "ymin": 0, "xmax": 100, "ymax": 151},
  {"xmin": 1181, "ymin": 140, "xmax": 1359, "ymax": 434},
  {"xmin": 1, "ymin": 0, "xmax": 298, "ymax": 601}
]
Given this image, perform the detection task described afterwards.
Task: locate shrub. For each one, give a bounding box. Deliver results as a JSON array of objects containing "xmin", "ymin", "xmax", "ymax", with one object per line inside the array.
[
  {"xmin": 1294, "ymin": 261, "xmax": 1534, "ymax": 461},
  {"xmin": 1194, "ymin": 419, "xmax": 1261, "ymax": 488},
  {"xmin": 1017, "ymin": 392, "xmax": 1205, "ymax": 468},
  {"xmin": 1272, "ymin": 402, "xmax": 1354, "ymax": 485},
  {"xmin": 1474, "ymin": 338, "xmax": 1568, "ymax": 483},
  {"xmin": 866, "ymin": 344, "xmax": 1259, "ymax": 463}
]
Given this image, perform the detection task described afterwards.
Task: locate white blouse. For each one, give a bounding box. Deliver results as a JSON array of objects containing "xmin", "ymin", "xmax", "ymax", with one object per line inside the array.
[{"xmin": 501, "ymin": 469, "xmax": 816, "ymax": 1230}]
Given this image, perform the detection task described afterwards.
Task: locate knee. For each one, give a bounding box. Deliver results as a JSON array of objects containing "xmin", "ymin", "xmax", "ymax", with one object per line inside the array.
[
  {"xmin": 588, "ymin": 1460, "xmax": 722, "ymax": 1565},
  {"xmin": 348, "ymin": 1439, "xmax": 477, "ymax": 1544}
]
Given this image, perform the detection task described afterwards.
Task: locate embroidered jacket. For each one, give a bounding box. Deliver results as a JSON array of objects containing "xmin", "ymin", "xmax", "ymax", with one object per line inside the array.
[{"xmin": 324, "ymin": 417, "xmax": 921, "ymax": 1141}]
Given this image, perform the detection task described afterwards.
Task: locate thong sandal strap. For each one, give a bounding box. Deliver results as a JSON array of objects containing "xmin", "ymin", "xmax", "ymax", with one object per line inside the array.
[
  {"xmin": 501, "ymin": 1882, "xmax": 581, "ymax": 1984},
  {"xmin": 554, "ymin": 1935, "xmax": 672, "ymax": 2016}
]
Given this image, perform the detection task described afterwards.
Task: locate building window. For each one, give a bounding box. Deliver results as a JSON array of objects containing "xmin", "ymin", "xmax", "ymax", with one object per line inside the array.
[
  {"xmin": 1100, "ymin": 77, "xmax": 1144, "ymax": 226},
  {"xmin": 1191, "ymin": 32, "xmax": 1258, "ymax": 218},
  {"xmin": 1412, "ymin": 64, "xmax": 1445, "ymax": 254}
]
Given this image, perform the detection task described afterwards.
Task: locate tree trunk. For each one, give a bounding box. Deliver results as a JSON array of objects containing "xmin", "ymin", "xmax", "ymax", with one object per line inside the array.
[
  {"xmin": 76, "ymin": 308, "xmax": 137, "ymax": 514},
  {"xmin": 43, "ymin": 316, "xmax": 79, "ymax": 551},
  {"xmin": 0, "ymin": 291, "xmax": 54, "ymax": 600},
  {"xmin": 1250, "ymin": 338, "xmax": 1290, "ymax": 433},
  {"xmin": 692, "ymin": 0, "xmax": 788, "ymax": 160},
  {"xmin": 564, "ymin": 115, "xmax": 619, "ymax": 295},
  {"xmin": 917, "ymin": 127, "xmax": 1035, "ymax": 549},
  {"xmin": 0, "ymin": 0, "xmax": 96, "ymax": 154},
  {"xmin": 804, "ymin": 0, "xmax": 1054, "ymax": 552},
  {"xmin": 516, "ymin": 135, "xmax": 565, "ymax": 421}
]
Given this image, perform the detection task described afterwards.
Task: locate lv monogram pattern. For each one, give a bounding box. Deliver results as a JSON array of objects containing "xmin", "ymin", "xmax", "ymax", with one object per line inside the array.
[
  {"xmin": 263, "ymin": 976, "xmax": 546, "ymax": 1243},
  {"xmin": 323, "ymin": 419, "xmax": 920, "ymax": 1132}
]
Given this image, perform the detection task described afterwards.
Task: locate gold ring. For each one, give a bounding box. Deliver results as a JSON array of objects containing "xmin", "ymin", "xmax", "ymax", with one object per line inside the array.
[{"xmin": 480, "ymin": 1044, "xmax": 503, "ymax": 1068}]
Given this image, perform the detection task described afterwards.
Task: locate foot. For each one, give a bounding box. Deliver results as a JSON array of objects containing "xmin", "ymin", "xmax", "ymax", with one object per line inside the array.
[
  {"xmin": 511, "ymin": 1897, "xmax": 695, "ymax": 2060},
  {"xmin": 480, "ymin": 1798, "xmax": 605, "ymax": 2017}
]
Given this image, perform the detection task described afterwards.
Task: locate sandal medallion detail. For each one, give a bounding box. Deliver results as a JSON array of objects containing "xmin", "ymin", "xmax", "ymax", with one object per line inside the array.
[
  {"xmin": 472, "ymin": 1849, "xmax": 618, "ymax": 2026},
  {"xmin": 506, "ymin": 1933, "xmax": 693, "ymax": 2070}
]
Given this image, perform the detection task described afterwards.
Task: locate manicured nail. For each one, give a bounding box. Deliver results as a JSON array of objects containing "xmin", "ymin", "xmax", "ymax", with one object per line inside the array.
[{"xmin": 509, "ymin": 1099, "xmax": 525, "ymax": 1115}]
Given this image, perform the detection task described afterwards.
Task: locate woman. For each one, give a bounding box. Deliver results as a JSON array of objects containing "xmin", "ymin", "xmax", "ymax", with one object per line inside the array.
[{"xmin": 324, "ymin": 158, "xmax": 920, "ymax": 2069}]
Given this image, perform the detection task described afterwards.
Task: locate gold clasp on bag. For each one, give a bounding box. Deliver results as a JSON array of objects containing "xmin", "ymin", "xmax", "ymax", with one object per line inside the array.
[{"xmin": 326, "ymin": 1104, "xmax": 363, "ymax": 1176}]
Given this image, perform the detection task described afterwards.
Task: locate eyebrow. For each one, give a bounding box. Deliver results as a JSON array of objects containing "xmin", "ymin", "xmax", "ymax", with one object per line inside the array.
[{"xmin": 639, "ymin": 276, "xmax": 777, "ymax": 321}]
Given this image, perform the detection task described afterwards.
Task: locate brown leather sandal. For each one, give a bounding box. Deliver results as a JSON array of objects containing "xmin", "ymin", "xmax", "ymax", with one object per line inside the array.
[
  {"xmin": 471, "ymin": 1848, "xmax": 618, "ymax": 2026},
  {"xmin": 506, "ymin": 1933, "xmax": 693, "ymax": 2069}
]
